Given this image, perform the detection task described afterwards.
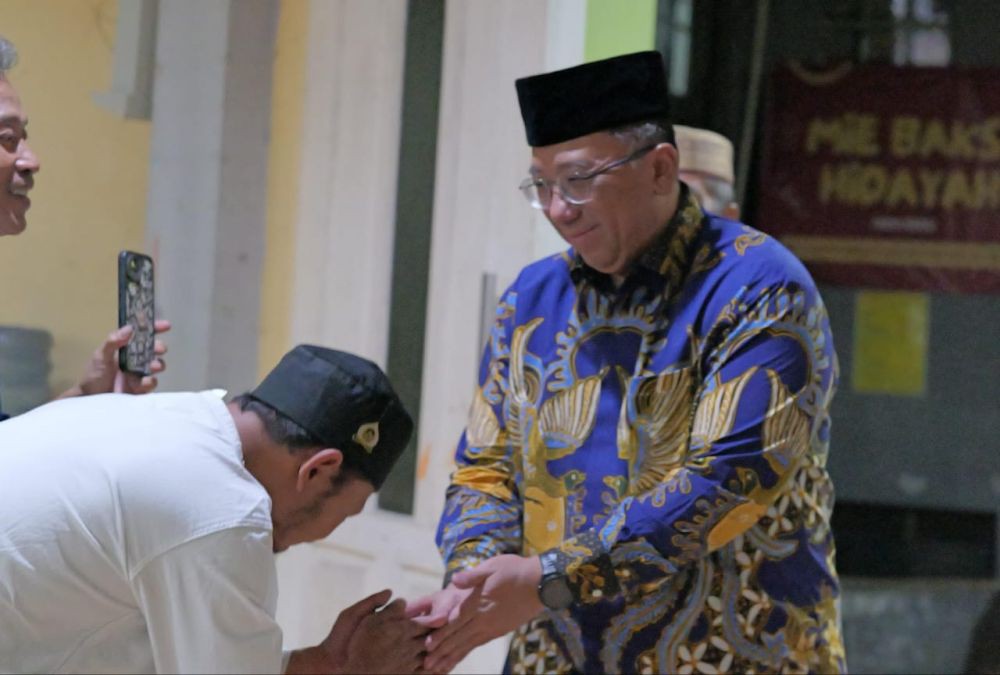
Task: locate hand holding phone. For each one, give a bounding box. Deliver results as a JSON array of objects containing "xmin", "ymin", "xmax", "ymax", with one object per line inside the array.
[{"xmin": 117, "ymin": 251, "xmax": 156, "ymax": 375}]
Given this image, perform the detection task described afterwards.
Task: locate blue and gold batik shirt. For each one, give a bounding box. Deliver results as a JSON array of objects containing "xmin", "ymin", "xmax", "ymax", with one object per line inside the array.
[{"xmin": 435, "ymin": 186, "xmax": 846, "ymax": 674}]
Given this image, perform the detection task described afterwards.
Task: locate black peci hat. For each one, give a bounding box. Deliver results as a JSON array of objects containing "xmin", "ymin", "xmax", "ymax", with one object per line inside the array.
[
  {"xmin": 250, "ymin": 345, "xmax": 413, "ymax": 489},
  {"xmin": 515, "ymin": 50, "xmax": 672, "ymax": 147}
]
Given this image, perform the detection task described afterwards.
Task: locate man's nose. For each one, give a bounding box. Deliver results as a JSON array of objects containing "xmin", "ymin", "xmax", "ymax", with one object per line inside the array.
[
  {"xmin": 16, "ymin": 141, "xmax": 40, "ymax": 174},
  {"xmin": 545, "ymin": 190, "xmax": 580, "ymax": 224}
]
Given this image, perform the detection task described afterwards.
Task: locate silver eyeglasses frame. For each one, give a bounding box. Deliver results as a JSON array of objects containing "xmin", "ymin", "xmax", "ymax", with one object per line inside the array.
[{"xmin": 518, "ymin": 143, "xmax": 658, "ymax": 210}]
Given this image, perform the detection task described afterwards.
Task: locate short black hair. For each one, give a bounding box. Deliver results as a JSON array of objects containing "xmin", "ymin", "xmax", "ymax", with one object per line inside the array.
[
  {"xmin": 232, "ymin": 392, "xmax": 367, "ymax": 490},
  {"xmin": 232, "ymin": 392, "xmax": 322, "ymax": 450}
]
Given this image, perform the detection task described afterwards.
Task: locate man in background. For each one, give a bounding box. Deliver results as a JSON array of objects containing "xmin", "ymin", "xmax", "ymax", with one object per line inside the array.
[
  {"xmin": 0, "ymin": 345, "xmax": 426, "ymax": 673},
  {"xmin": 675, "ymin": 123, "xmax": 740, "ymax": 220},
  {"xmin": 0, "ymin": 34, "xmax": 169, "ymax": 422}
]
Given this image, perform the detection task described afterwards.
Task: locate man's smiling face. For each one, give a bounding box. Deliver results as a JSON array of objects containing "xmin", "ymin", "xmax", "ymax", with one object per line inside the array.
[
  {"xmin": 530, "ymin": 131, "xmax": 678, "ymax": 278},
  {"xmin": 0, "ymin": 77, "xmax": 39, "ymax": 236}
]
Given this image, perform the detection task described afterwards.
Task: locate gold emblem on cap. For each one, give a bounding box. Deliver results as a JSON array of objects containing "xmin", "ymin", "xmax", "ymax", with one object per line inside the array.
[{"xmin": 353, "ymin": 421, "xmax": 380, "ymax": 453}]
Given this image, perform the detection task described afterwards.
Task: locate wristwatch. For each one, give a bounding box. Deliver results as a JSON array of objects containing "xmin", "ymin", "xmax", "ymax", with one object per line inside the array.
[{"xmin": 537, "ymin": 550, "xmax": 573, "ymax": 610}]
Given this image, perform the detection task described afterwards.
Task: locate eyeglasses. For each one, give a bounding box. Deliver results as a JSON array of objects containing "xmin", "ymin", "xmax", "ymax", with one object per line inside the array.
[{"xmin": 518, "ymin": 144, "xmax": 658, "ymax": 210}]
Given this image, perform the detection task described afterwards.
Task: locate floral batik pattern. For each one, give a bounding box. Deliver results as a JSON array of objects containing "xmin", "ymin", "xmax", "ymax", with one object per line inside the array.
[{"xmin": 436, "ymin": 185, "xmax": 846, "ymax": 674}]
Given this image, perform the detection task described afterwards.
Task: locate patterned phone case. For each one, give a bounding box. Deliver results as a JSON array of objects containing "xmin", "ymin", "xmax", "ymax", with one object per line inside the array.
[{"xmin": 118, "ymin": 252, "xmax": 156, "ymax": 375}]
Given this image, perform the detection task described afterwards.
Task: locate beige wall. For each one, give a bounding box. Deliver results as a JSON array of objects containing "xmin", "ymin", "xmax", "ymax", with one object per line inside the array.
[
  {"xmin": 258, "ymin": 0, "xmax": 308, "ymax": 378},
  {"xmin": 0, "ymin": 0, "xmax": 307, "ymax": 393},
  {"xmin": 0, "ymin": 0, "xmax": 150, "ymax": 395}
]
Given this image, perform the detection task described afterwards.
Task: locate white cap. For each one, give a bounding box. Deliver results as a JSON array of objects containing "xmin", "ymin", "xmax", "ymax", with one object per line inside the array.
[{"xmin": 674, "ymin": 125, "xmax": 735, "ymax": 185}]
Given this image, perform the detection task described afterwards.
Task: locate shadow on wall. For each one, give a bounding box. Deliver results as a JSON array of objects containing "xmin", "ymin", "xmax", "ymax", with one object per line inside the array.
[
  {"xmin": 964, "ymin": 590, "xmax": 1000, "ymax": 674},
  {"xmin": 841, "ymin": 579, "xmax": 1000, "ymax": 674}
]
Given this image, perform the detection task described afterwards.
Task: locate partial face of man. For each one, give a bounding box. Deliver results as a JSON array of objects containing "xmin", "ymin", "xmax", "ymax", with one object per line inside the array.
[
  {"xmin": 0, "ymin": 78, "xmax": 39, "ymax": 236},
  {"xmin": 529, "ymin": 131, "xmax": 678, "ymax": 278},
  {"xmin": 271, "ymin": 472, "xmax": 374, "ymax": 553}
]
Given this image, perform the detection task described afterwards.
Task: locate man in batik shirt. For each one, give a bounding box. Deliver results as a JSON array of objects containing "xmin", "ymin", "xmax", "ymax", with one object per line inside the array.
[{"xmin": 408, "ymin": 51, "xmax": 845, "ymax": 674}]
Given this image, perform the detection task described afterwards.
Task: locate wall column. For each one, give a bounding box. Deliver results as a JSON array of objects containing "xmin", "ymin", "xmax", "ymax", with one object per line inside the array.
[{"xmin": 146, "ymin": 0, "xmax": 278, "ymax": 393}]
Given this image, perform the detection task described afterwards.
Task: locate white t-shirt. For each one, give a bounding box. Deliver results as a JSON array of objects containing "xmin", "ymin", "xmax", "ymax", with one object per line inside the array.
[{"xmin": 0, "ymin": 391, "xmax": 284, "ymax": 674}]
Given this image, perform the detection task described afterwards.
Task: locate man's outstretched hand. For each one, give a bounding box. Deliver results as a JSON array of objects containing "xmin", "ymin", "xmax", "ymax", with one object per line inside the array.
[{"xmin": 406, "ymin": 554, "xmax": 544, "ymax": 673}]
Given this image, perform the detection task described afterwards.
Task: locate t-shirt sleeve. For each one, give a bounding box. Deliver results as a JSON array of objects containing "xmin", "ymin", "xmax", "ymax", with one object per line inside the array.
[{"xmin": 132, "ymin": 526, "xmax": 284, "ymax": 674}]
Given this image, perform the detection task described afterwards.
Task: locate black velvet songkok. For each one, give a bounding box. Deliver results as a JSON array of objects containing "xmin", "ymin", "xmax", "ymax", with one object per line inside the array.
[
  {"xmin": 515, "ymin": 50, "xmax": 672, "ymax": 147},
  {"xmin": 250, "ymin": 345, "xmax": 413, "ymax": 489}
]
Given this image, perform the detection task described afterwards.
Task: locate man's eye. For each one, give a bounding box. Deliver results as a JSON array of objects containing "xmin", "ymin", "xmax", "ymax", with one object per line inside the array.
[{"xmin": 0, "ymin": 133, "xmax": 22, "ymax": 151}]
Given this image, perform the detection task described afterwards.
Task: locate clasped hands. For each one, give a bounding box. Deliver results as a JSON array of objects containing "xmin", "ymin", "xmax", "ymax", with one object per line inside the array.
[
  {"xmin": 405, "ymin": 554, "xmax": 545, "ymax": 673},
  {"xmin": 289, "ymin": 589, "xmax": 426, "ymax": 674}
]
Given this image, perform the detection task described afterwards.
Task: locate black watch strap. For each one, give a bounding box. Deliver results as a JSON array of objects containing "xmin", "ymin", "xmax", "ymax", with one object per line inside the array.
[{"xmin": 538, "ymin": 550, "xmax": 573, "ymax": 610}]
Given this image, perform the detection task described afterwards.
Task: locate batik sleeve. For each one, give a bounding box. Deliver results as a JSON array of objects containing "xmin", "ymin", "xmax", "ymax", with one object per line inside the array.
[
  {"xmin": 542, "ymin": 277, "xmax": 838, "ymax": 604},
  {"xmin": 435, "ymin": 288, "xmax": 524, "ymax": 584}
]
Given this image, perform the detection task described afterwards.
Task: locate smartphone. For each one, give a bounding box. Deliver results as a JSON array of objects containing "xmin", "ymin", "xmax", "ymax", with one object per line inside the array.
[{"xmin": 117, "ymin": 251, "xmax": 156, "ymax": 375}]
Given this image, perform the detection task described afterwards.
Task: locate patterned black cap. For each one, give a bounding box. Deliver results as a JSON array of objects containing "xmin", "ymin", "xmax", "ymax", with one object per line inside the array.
[
  {"xmin": 250, "ymin": 345, "xmax": 413, "ymax": 489},
  {"xmin": 515, "ymin": 50, "xmax": 672, "ymax": 147}
]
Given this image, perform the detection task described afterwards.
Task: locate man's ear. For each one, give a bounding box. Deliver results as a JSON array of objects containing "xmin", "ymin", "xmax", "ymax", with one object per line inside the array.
[
  {"xmin": 296, "ymin": 448, "xmax": 344, "ymax": 492},
  {"xmin": 651, "ymin": 142, "xmax": 679, "ymax": 194}
]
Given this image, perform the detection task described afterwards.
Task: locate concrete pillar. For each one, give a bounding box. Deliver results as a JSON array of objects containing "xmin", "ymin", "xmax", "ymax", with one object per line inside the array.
[{"xmin": 146, "ymin": 0, "xmax": 278, "ymax": 393}]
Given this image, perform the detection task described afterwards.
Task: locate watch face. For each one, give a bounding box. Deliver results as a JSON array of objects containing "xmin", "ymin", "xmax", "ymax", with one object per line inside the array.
[{"xmin": 540, "ymin": 575, "xmax": 574, "ymax": 610}]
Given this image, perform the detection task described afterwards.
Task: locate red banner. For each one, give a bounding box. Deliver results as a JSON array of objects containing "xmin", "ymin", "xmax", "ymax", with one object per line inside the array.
[{"xmin": 757, "ymin": 62, "xmax": 1000, "ymax": 294}]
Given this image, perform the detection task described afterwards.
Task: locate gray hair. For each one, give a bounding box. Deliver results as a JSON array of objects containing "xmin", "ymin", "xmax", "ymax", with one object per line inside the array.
[
  {"xmin": 608, "ymin": 119, "xmax": 675, "ymax": 151},
  {"xmin": 0, "ymin": 36, "xmax": 17, "ymax": 76}
]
